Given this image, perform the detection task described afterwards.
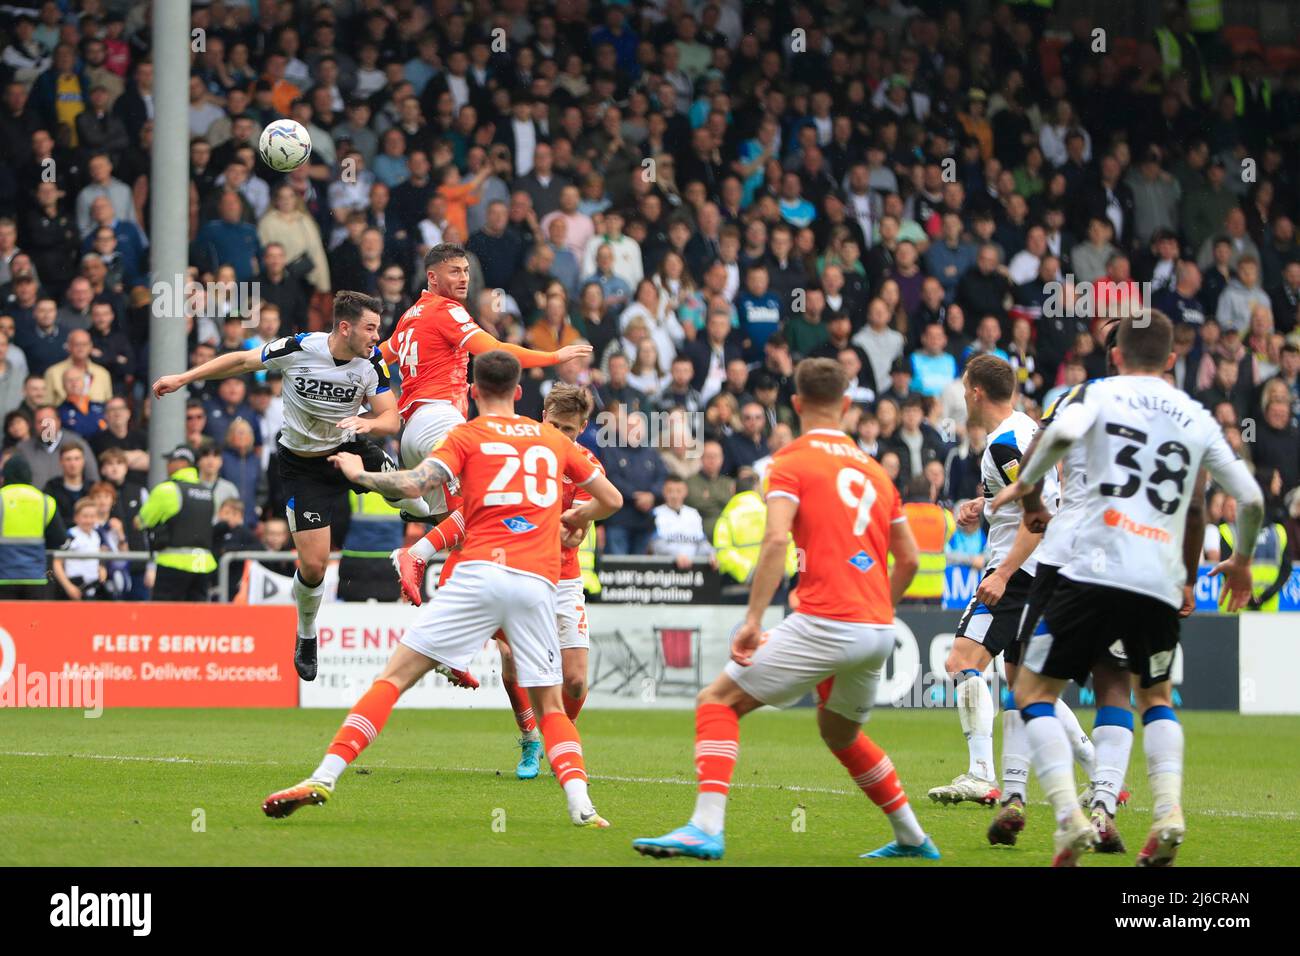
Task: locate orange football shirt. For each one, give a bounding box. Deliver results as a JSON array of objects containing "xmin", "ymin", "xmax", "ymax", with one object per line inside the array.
[
  {"xmin": 763, "ymin": 428, "xmax": 904, "ymax": 624},
  {"xmin": 559, "ymin": 442, "xmax": 603, "ymax": 581},
  {"xmin": 379, "ymin": 290, "xmax": 481, "ymax": 419},
  {"xmin": 429, "ymin": 416, "xmax": 599, "ymax": 584}
]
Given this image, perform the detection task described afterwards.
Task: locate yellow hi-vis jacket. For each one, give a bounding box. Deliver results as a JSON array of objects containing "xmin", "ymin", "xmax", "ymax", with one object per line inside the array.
[
  {"xmin": 578, "ymin": 523, "xmax": 601, "ymax": 595},
  {"xmin": 1219, "ymin": 521, "xmax": 1290, "ymax": 613},
  {"xmin": 712, "ymin": 490, "xmax": 798, "ymax": 583},
  {"xmin": 889, "ymin": 502, "xmax": 955, "ymax": 599},
  {"xmin": 0, "ymin": 483, "xmax": 60, "ymax": 584}
]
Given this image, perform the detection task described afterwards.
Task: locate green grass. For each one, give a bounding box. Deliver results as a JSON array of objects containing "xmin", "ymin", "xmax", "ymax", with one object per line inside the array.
[{"xmin": 1, "ymin": 708, "xmax": 1295, "ymax": 866}]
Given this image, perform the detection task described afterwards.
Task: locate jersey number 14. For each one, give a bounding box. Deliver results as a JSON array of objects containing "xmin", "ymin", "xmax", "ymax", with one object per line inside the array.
[{"xmin": 395, "ymin": 328, "xmax": 419, "ymax": 378}]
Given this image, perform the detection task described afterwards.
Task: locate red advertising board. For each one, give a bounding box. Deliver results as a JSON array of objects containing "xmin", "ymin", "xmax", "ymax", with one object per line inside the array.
[{"xmin": 0, "ymin": 603, "xmax": 298, "ymax": 707}]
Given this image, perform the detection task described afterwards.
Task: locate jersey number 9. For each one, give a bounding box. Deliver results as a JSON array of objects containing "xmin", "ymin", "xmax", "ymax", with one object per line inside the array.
[{"xmin": 837, "ymin": 467, "xmax": 878, "ymax": 535}]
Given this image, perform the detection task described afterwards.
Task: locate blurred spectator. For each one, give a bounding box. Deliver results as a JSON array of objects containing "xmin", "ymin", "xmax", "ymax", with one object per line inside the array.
[
  {"xmin": 724, "ymin": 401, "xmax": 769, "ymax": 477},
  {"xmin": 44, "ymin": 443, "xmax": 89, "ymax": 525},
  {"xmin": 56, "ymin": 367, "xmax": 105, "ymax": 440},
  {"xmin": 204, "ymin": 377, "xmax": 262, "ymax": 449},
  {"xmin": 651, "ymin": 475, "xmax": 716, "ymax": 569},
  {"xmin": 599, "ymin": 408, "xmax": 666, "ymax": 555},
  {"xmin": 16, "ymin": 404, "xmax": 98, "ymax": 488},
  {"xmin": 686, "ymin": 439, "xmax": 734, "ymax": 540},
  {"xmin": 221, "ymin": 419, "xmax": 264, "ymax": 528}
]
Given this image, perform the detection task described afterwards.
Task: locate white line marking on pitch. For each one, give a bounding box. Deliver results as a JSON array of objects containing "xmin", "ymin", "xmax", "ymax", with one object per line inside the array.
[{"xmin": 2, "ymin": 750, "xmax": 1296, "ymax": 821}]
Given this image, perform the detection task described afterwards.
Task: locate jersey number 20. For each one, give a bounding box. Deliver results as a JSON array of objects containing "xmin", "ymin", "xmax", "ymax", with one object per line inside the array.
[
  {"xmin": 837, "ymin": 468, "xmax": 878, "ymax": 535},
  {"xmin": 482, "ymin": 442, "xmax": 558, "ymax": 507}
]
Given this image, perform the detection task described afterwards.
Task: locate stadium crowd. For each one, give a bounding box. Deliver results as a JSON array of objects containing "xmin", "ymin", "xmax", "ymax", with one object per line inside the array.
[{"xmin": 0, "ymin": 0, "xmax": 1299, "ymax": 601}]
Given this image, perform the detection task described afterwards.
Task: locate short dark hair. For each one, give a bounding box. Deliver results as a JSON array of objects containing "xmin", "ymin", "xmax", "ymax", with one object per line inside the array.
[
  {"xmin": 963, "ymin": 354, "xmax": 1016, "ymax": 403},
  {"xmin": 1117, "ymin": 309, "xmax": 1173, "ymax": 372},
  {"xmin": 425, "ymin": 242, "xmax": 468, "ymax": 269},
  {"xmin": 333, "ymin": 290, "xmax": 381, "ymax": 328},
  {"xmin": 794, "ymin": 357, "xmax": 847, "ymax": 406},
  {"xmin": 473, "ymin": 350, "xmax": 521, "ymax": 398}
]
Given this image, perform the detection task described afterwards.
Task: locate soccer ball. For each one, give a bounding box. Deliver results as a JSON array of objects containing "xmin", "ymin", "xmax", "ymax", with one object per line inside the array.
[{"xmin": 259, "ymin": 119, "xmax": 312, "ymax": 172}]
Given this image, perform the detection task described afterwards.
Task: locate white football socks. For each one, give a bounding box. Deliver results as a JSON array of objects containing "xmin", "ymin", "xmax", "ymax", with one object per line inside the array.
[
  {"xmin": 409, "ymin": 537, "xmax": 438, "ymax": 562},
  {"xmin": 1024, "ymin": 710, "xmax": 1078, "ymax": 826},
  {"xmin": 311, "ymin": 753, "xmax": 348, "ymax": 787},
  {"xmin": 1091, "ymin": 723, "xmax": 1133, "ymax": 815},
  {"xmin": 1000, "ymin": 709, "xmax": 1029, "ymax": 802},
  {"xmin": 690, "ymin": 792, "xmax": 728, "ymax": 836},
  {"xmin": 292, "ymin": 571, "xmax": 325, "ymax": 640},
  {"xmin": 887, "ymin": 802, "xmax": 927, "ymax": 846},
  {"xmin": 957, "ymin": 673, "xmax": 995, "ymax": 781},
  {"xmin": 563, "ymin": 777, "xmax": 595, "ymax": 820},
  {"xmin": 1143, "ymin": 710, "xmax": 1184, "ymax": 819},
  {"xmin": 1055, "ymin": 699, "xmax": 1096, "ymax": 777}
]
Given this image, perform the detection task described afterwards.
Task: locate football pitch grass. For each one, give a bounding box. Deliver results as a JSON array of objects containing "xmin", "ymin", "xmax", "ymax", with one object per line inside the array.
[{"xmin": 2, "ymin": 707, "xmax": 1296, "ymax": 867}]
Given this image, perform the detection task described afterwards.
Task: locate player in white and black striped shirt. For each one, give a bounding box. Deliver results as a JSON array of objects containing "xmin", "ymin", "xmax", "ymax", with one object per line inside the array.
[{"xmin": 153, "ymin": 291, "xmax": 429, "ymax": 680}]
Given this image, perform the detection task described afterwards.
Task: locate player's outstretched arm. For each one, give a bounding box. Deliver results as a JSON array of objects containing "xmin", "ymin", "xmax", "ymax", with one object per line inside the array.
[
  {"xmin": 888, "ymin": 518, "xmax": 920, "ymax": 606},
  {"xmin": 331, "ymin": 454, "xmax": 447, "ymax": 500},
  {"xmin": 731, "ymin": 496, "xmax": 797, "ymax": 666},
  {"xmin": 337, "ymin": 389, "xmax": 401, "ymax": 438},
  {"xmin": 152, "ymin": 347, "xmax": 266, "ymax": 398},
  {"xmin": 465, "ymin": 330, "xmax": 592, "ymax": 368}
]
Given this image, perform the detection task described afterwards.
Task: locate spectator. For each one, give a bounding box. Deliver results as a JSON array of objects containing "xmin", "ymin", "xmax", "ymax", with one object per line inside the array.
[
  {"xmin": 221, "ymin": 419, "xmax": 264, "ymax": 528},
  {"xmin": 911, "ymin": 324, "xmax": 959, "ymax": 397},
  {"xmin": 16, "ymin": 297, "xmax": 68, "ymax": 378},
  {"xmin": 628, "ymin": 339, "xmax": 667, "ymax": 396},
  {"xmin": 15, "ymin": 404, "xmax": 99, "ymax": 489},
  {"xmin": 0, "ymin": 331, "xmax": 24, "ymax": 415},
  {"xmin": 45, "ymin": 328, "xmax": 112, "ymax": 406},
  {"xmin": 685, "ymin": 439, "xmax": 734, "ymax": 540},
  {"xmin": 651, "ymin": 475, "xmax": 716, "ymax": 568},
  {"xmin": 1216, "ymin": 256, "xmax": 1270, "ymax": 335},
  {"xmin": 619, "ymin": 278, "xmax": 682, "ymax": 375},
  {"xmin": 74, "ymin": 153, "xmax": 135, "ymax": 237},
  {"xmin": 44, "ymin": 444, "xmax": 90, "ymax": 526},
  {"xmin": 56, "ymin": 368, "xmax": 105, "ymax": 440},
  {"xmin": 526, "ymin": 288, "xmax": 582, "ymax": 353},
  {"xmin": 599, "ymin": 409, "xmax": 666, "ymax": 555},
  {"xmin": 595, "ymin": 352, "xmax": 646, "ymax": 414},
  {"xmin": 193, "ymin": 440, "xmax": 239, "ymax": 518},
  {"xmin": 724, "ymin": 401, "xmax": 769, "ymax": 477},
  {"xmin": 54, "ymin": 497, "xmax": 112, "ymax": 601},
  {"xmin": 213, "ymin": 497, "xmax": 260, "ymax": 601},
  {"xmin": 205, "ymin": 377, "xmax": 262, "ymax": 450},
  {"xmin": 1198, "ymin": 353, "xmax": 1251, "ymax": 420},
  {"xmin": 852, "ymin": 297, "xmax": 906, "ymax": 392},
  {"xmin": 257, "ymin": 184, "xmax": 330, "ymax": 294},
  {"xmin": 684, "ymin": 307, "xmax": 743, "ymax": 401},
  {"xmin": 194, "ymin": 191, "xmax": 262, "ymax": 282}
]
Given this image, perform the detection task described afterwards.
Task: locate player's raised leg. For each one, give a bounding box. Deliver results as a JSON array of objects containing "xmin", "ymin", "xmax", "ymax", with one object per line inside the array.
[
  {"xmin": 262, "ymin": 643, "xmax": 437, "ymax": 816},
  {"xmin": 497, "ymin": 633, "xmax": 543, "ymax": 779}
]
